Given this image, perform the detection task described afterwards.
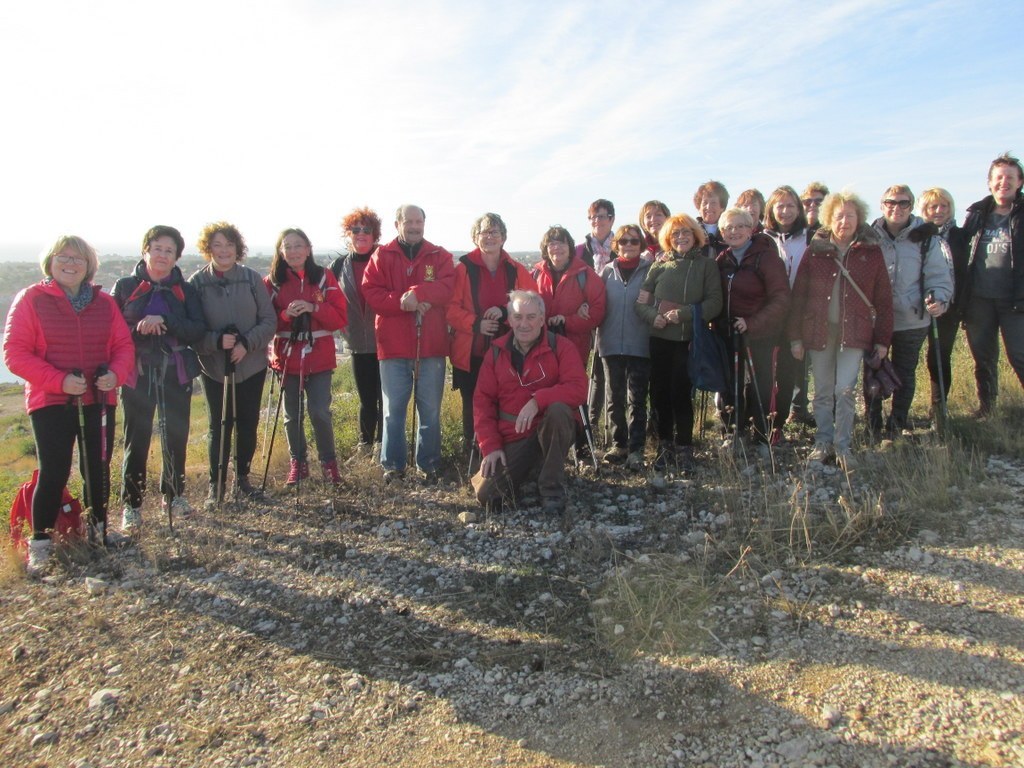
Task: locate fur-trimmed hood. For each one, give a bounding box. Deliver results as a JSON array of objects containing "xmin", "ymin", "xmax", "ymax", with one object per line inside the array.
[{"xmin": 808, "ymin": 224, "xmax": 880, "ymax": 256}]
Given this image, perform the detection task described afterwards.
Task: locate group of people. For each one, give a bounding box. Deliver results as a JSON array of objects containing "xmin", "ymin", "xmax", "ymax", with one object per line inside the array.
[{"xmin": 5, "ymin": 152, "xmax": 1023, "ymax": 573}]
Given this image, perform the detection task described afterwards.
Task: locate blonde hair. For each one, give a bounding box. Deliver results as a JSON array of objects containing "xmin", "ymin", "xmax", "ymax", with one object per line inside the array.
[
  {"xmin": 918, "ymin": 187, "xmax": 955, "ymax": 220},
  {"xmin": 820, "ymin": 191, "xmax": 869, "ymax": 231},
  {"xmin": 40, "ymin": 235, "xmax": 98, "ymax": 283}
]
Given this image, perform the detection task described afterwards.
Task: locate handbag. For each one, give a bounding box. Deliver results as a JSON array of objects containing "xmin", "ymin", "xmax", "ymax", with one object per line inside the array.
[
  {"xmin": 863, "ymin": 352, "xmax": 902, "ymax": 401},
  {"xmin": 688, "ymin": 303, "xmax": 729, "ymax": 393}
]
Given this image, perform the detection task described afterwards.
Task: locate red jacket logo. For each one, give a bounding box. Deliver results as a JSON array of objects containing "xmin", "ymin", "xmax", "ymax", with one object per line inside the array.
[{"xmin": 424, "ymin": 266, "xmax": 435, "ymax": 281}]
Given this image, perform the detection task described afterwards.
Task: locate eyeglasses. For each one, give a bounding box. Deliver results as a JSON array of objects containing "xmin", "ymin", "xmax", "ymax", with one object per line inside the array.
[
  {"xmin": 802, "ymin": 197, "xmax": 825, "ymax": 207},
  {"xmin": 671, "ymin": 230, "xmax": 694, "ymax": 239},
  {"xmin": 722, "ymin": 224, "xmax": 752, "ymax": 233},
  {"xmin": 588, "ymin": 213, "xmax": 611, "ymax": 222},
  {"xmin": 349, "ymin": 226, "xmax": 374, "ymax": 235},
  {"xmin": 478, "ymin": 229, "xmax": 503, "ymax": 238},
  {"xmin": 55, "ymin": 254, "xmax": 87, "ymax": 265},
  {"xmin": 616, "ymin": 237, "xmax": 642, "ymax": 246},
  {"xmin": 882, "ymin": 199, "xmax": 913, "ymax": 210}
]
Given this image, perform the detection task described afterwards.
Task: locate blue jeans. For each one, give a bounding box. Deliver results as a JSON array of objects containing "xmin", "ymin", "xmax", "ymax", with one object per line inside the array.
[
  {"xmin": 808, "ymin": 326, "xmax": 864, "ymax": 454},
  {"xmin": 380, "ymin": 356, "xmax": 445, "ymax": 473}
]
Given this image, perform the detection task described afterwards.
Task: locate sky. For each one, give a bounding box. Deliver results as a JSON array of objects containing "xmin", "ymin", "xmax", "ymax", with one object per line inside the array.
[{"xmin": 1, "ymin": 0, "xmax": 1021, "ymax": 260}]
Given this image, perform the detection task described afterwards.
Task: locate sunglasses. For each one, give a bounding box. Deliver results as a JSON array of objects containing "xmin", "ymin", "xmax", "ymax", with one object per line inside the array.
[
  {"xmin": 883, "ymin": 199, "xmax": 913, "ymax": 210},
  {"xmin": 617, "ymin": 237, "xmax": 642, "ymax": 246},
  {"xmin": 802, "ymin": 197, "xmax": 824, "ymax": 206},
  {"xmin": 349, "ymin": 226, "xmax": 374, "ymax": 234}
]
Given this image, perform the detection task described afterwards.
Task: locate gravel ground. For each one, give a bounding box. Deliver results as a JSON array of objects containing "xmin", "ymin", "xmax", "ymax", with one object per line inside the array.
[{"xmin": 1, "ymin": 441, "xmax": 1022, "ymax": 768}]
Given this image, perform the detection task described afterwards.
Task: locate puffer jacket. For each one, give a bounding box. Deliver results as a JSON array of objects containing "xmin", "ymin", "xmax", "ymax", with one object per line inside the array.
[
  {"xmin": 763, "ymin": 227, "xmax": 810, "ymax": 287},
  {"xmin": 597, "ymin": 259, "xmax": 652, "ymax": 358},
  {"xmin": 871, "ymin": 215, "xmax": 953, "ymax": 331},
  {"xmin": 266, "ymin": 263, "xmax": 347, "ymax": 375},
  {"xmin": 189, "ymin": 262, "xmax": 277, "ymax": 383},
  {"xmin": 4, "ymin": 280, "xmax": 135, "ymax": 413},
  {"xmin": 447, "ymin": 249, "xmax": 537, "ymax": 373},
  {"xmin": 531, "ymin": 255, "xmax": 606, "ymax": 364},
  {"xmin": 716, "ymin": 233, "xmax": 791, "ymax": 341},
  {"xmin": 362, "ymin": 238, "xmax": 455, "ymax": 360},
  {"xmin": 112, "ymin": 260, "xmax": 206, "ymax": 379},
  {"xmin": 473, "ymin": 330, "xmax": 588, "ymax": 457},
  {"xmin": 788, "ymin": 226, "xmax": 893, "ymax": 352},
  {"xmin": 635, "ymin": 249, "xmax": 723, "ymax": 342},
  {"xmin": 961, "ymin": 192, "xmax": 1024, "ymax": 310},
  {"xmin": 330, "ymin": 251, "xmax": 378, "ymax": 355}
]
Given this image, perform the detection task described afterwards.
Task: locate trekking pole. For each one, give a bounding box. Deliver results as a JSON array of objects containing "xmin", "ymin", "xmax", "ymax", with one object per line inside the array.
[
  {"xmin": 94, "ymin": 364, "xmax": 110, "ymax": 542},
  {"xmin": 259, "ymin": 351, "xmax": 277, "ymax": 472},
  {"xmin": 154, "ymin": 359, "xmax": 175, "ymax": 532},
  {"xmin": 410, "ymin": 310, "xmax": 423, "ymax": 470},
  {"xmin": 71, "ymin": 369, "xmax": 97, "ymax": 544},
  {"xmin": 579, "ymin": 405, "xmax": 599, "ymax": 470},
  {"xmin": 216, "ymin": 326, "xmax": 239, "ymax": 505},
  {"xmin": 743, "ymin": 343, "xmax": 771, "ymax": 442},
  {"xmin": 295, "ymin": 319, "xmax": 311, "ymax": 505},
  {"xmin": 731, "ymin": 327, "xmax": 742, "ymax": 452},
  {"xmin": 260, "ymin": 334, "xmax": 296, "ymax": 493},
  {"xmin": 927, "ymin": 290, "xmax": 949, "ymax": 438}
]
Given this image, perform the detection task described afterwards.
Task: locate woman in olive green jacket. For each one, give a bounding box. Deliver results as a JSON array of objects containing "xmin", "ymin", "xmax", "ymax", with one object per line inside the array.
[{"xmin": 636, "ymin": 214, "xmax": 723, "ymax": 472}]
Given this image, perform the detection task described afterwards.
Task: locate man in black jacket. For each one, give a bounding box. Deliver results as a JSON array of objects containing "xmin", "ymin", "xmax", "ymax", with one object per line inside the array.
[{"xmin": 961, "ymin": 152, "xmax": 1024, "ymax": 416}]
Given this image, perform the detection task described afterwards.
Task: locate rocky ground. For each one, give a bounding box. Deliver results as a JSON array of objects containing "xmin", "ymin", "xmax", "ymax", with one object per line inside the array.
[{"xmin": 1, "ymin": 436, "xmax": 1022, "ymax": 768}]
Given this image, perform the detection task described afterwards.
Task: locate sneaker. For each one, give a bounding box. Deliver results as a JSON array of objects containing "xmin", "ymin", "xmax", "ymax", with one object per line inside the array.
[
  {"xmin": 162, "ymin": 495, "xmax": 193, "ymax": 521},
  {"xmin": 575, "ymin": 444, "xmax": 593, "ymax": 466},
  {"xmin": 807, "ymin": 444, "xmax": 831, "ymax": 463},
  {"xmin": 286, "ymin": 459, "xmax": 310, "ymax": 486},
  {"xmin": 419, "ymin": 469, "xmax": 441, "ymax": 486},
  {"xmin": 26, "ymin": 538, "xmax": 53, "ymax": 577},
  {"xmin": 626, "ymin": 451, "xmax": 645, "ymax": 470},
  {"xmin": 322, "ymin": 459, "xmax": 342, "ymax": 485},
  {"xmin": 603, "ymin": 446, "xmax": 628, "ymax": 464},
  {"xmin": 836, "ymin": 452, "xmax": 857, "ymax": 471},
  {"xmin": 121, "ymin": 505, "xmax": 142, "ymax": 533},
  {"xmin": 382, "ymin": 469, "xmax": 405, "ymax": 484}
]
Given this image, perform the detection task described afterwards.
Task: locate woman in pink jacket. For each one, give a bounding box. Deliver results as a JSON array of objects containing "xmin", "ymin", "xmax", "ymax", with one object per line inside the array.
[
  {"xmin": 3, "ymin": 235, "xmax": 134, "ymax": 574},
  {"xmin": 265, "ymin": 228, "xmax": 347, "ymax": 485}
]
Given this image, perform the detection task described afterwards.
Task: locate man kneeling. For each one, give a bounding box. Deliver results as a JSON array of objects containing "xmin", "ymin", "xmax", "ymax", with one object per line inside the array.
[{"xmin": 471, "ymin": 290, "xmax": 588, "ymax": 513}]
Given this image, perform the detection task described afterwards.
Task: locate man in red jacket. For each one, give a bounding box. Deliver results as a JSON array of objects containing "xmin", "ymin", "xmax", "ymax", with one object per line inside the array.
[
  {"xmin": 362, "ymin": 205, "xmax": 455, "ymax": 483},
  {"xmin": 471, "ymin": 290, "xmax": 588, "ymax": 514}
]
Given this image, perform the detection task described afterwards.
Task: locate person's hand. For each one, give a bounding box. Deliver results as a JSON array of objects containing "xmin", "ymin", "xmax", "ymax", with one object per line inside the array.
[
  {"xmin": 653, "ymin": 314, "xmax": 668, "ymax": 330},
  {"xmin": 577, "ymin": 303, "xmax": 590, "ymax": 320},
  {"xmin": 287, "ymin": 300, "xmax": 314, "ymax": 317},
  {"xmin": 62, "ymin": 372, "xmax": 87, "ymax": 396},
  {"xmin": 481, "ymin": 449, "xmax": 506, "ymax": 478},
  {"xmin": 515, "ymin": 397, "xmax": 539, "ymax": 433},
  {"xmin": 95, "ymin": 371, "xmax": 118, "ymax": 391},
  {"xmin": 482, "ymin": 306, "xmax": 503, "ymax": 321},
  {"xmin": 790, "ymin": 341, "xmax": 804, "ymax": 361},
  {"xmin": 480, "ymin": 317, "xmax": 500, "ymax": 335},
  {"xmin": 548, "ymin": 315, "xmax": 566, "ymax": 327},
  {"xmin": 873, "ymin": 343, "xmax": 889, "ymax": 360},
  {"xmin": 136, "ymin": 315, "xmax": 165, "ymax": 335},
  {"xmin": 230, "ymin": 346, "xmax": 246, "ymax": 364},
  {"xmin": 221, "ymin": 332, "xmax": 237, "ymax": 350},
  {"xmin": 400, "ymin": 290, "xmax": 419, "ymax": 312},
  {"xmin": 733, "ymin": 317, "xmax": 748, "ymax": 334},
  {"xmin": 666, "ymin": 308, "xmax": 684, "ymax": 324},
  {"xmin": 925, "ymin": 296, "xmax": 946, "ymax": 317},
  {"xmin": 636, "ymin": 289, "xmax": 651, "ymax": 304}
]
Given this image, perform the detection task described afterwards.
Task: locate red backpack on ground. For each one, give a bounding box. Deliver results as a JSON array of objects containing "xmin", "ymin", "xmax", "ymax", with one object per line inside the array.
[{"xmin": 9, "ymin": 470, "xmax": 85, "ymax": 555}]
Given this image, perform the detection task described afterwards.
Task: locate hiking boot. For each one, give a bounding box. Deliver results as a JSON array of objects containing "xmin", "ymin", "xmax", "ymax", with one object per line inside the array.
[
  {"xmin": 27, "ymin": 538, "xmax": 53, "ymax": 577},
  {"xmin": 807, "ymin": 444, "xmax": 831, "ymax": 463},
  {"xmin": 541, "ymin": 496, "xmax": 566, "ymax": 514},
  {"xmin": 286, "ymin": 459, "xmax": 310, "ymax": 486},
  {"xmin": 653, "ymin": 441, "xmax": 674, "ymax": 472},
  {"xmin": 205, "ymin": 484, "xmax": 221, "ymax": 511},
  {"xmin": 236, "ymin": 475, "xmax": 263, "ymax": 499},
  {"xmin": 626, "ymin": 451, "xmax": 645, "ymax": 471},
  {"xmin": 675, "ymin": 445, "xmax": 695, "ymax": 472},
  {"xmin": 382, "ymin": 469, "xmax": 405, "ymax": 484},
  {"xmin": 419, "ymin": 468, "xmax": 441, "ymax": 486},
  {"xmin": 575, "ymin": 443, "xmax": 593, "ymax": 466},
  {"xmin": 121, "ymin": 506, "xmax": 142, "ymax": 533},
  {"xmin": 162, "ymin": 495, "xmax": 193, "ymax": 521},
  {"xmin": 603, "ymin": 445, "xmax": 628, "ymax": 465},
  {"xmin": 322, "ymin": 459, "xmax": 342, "ymax": 485}
]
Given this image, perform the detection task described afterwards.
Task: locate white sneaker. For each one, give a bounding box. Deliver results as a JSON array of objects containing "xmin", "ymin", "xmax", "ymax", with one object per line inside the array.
[
  {"xmin": 807, "ymin": 444, "xmax": 832, "ymax": 463},
  {"xmin": 27, "ymin": 539, "xmax": 53, "ymax": 577},
  {"xmin": 121, "ymin": 506, "xmax": 142, "ymax": 533},
  {"xmin": 162, "ymin": 496, "xmax": 193, "ymax": 521}
]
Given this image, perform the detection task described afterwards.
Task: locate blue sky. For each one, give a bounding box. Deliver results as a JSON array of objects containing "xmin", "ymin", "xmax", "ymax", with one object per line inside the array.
[{"xmin": 1, "ymin": 0, "xmax": 1021, "ymax": 259}]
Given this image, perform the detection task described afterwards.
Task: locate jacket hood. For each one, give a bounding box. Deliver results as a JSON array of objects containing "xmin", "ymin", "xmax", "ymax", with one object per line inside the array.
[
  {"xmin": 871, "ymin": 215, "xmax": 938, "ymax": 243},
  {"xmin": 809, "ymin": 225, "xmax": 880, "ymax": 255}
]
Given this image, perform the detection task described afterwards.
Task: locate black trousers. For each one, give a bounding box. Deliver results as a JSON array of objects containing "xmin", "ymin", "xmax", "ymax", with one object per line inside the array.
[
  {"xmin": 351, "ymin": 352, "xmax": 383, "ymax": 446},
  {"xmin": 649, "ymin": 336, "xmax": 694, "ymax": 446},
  {"xmin": 30, "ymin": 402, "xmax": 116, "ymax": 536},
  {"xmin": 121, "ymin": 366, "xmax": 192, "ymax": 508},
  {"xmin": 202, "ymin": 369, "xmax": 267, "ymax": 484}
]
